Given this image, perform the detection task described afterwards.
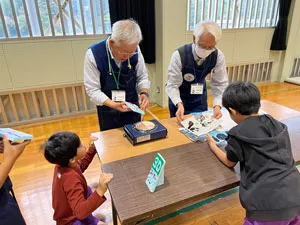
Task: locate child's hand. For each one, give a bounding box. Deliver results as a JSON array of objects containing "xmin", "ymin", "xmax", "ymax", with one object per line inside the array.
[
  {"xmin": 87, "ymin": 136, "xmax": 98, "ymax": 153},
  {"xmin": 96, "ymin": 173, "xmax": 113, "ymax": 197},
  {"xmin": 206, "ymin": 134, "xmax": 217, "ymax": 148}
]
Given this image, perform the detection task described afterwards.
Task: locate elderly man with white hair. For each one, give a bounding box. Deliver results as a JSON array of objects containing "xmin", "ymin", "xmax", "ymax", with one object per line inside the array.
[
  {"xmin": 84, "ymin": 19, "xmax": 150, "ymax": 131},
  {"xmin": 166, "ymin": 22, "xmax": 228, "ymax": 123}
]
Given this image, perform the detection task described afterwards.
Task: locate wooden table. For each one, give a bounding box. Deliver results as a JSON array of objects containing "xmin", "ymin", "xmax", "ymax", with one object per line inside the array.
[{"xmin": 93, "ymin": 100, "xmax": 300, "ymax": 225}]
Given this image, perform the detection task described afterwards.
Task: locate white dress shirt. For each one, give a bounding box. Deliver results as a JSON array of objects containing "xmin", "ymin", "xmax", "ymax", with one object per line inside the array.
[
  {"xmin": 166, "ymin": 43, "xmax": 228, "ymax": 107},
  {"xmin": 84, "ymin": 38, "xmax": 150, "ymax": 106}
]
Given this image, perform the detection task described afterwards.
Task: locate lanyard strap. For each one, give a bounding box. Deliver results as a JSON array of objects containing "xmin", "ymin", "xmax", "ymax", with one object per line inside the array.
[
  {"xmin": 111, "ymin": 65, "xmax": 122, "ymax": 90},
  {"xmin": 106, "ymin": 39, "xmax": 122, "ymax": 90}
]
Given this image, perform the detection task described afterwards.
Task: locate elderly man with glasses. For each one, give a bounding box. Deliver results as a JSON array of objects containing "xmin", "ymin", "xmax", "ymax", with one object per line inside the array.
[
  {"xmin": 166, "ymin": 22, "xmax": 228, "ymax": 123},
  {"xmin": 84, "ymin": 19, "xmax": 150, "ymax": 131}
]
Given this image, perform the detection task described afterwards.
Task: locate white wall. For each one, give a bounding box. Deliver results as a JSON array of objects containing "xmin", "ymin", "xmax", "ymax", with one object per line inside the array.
[
  {"xmin": 281, "ymin": 0, "xmax": 300, "ymax": 81},
  {"xmin": 0, "ymin": 45, "xmax": 12, "ymax": 90},
  {"xmin": 155, "ymin": 0, "xmax": 187, "ymax": 107},
  {"xmin": 0, "ymin": 38, "xmax": 101, "ymax": 90}
]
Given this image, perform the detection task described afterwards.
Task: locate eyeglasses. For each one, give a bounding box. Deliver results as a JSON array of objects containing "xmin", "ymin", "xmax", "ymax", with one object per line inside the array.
[
  {"xmin": 113, "ymin": 45, "xmax": 138, "ymax": 57},
  {"xmin": 198, "ymin": 44, "xmax": 216, "ymax": 51},
  {"xmin": 116, "ymin": 50, "xmax": 138, "ymax": 57}
]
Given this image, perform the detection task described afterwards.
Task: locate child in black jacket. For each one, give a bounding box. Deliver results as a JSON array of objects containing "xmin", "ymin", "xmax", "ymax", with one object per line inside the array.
[{"xmin": 207, "ymin": 82, "xmax": 300, "ymax": 225}]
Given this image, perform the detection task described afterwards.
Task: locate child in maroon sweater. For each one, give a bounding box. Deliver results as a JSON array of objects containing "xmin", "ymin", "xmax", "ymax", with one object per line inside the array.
[{"xmin": 43, "ymin": 132, "xmax": 113, "ymax": 225}]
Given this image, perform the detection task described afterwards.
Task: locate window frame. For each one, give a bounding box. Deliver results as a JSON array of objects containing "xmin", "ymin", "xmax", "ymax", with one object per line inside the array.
[
  {"xmin": 187, "ymin": 0, "xmax": 280, "ymax": 31},
  {"xmin": 0, "ymin": 0, "xmax": 112, "ymax": 40}
]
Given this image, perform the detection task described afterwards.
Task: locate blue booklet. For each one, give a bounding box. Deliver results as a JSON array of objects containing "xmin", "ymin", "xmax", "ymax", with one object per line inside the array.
[
  {"xmin": 125, "ymin": 102, "xmax": 145, "ymax": 115},
  {"xmin": 0, "ymin": 128, "xmax": 33, "ymax": 142},
  {"xmin": 179, "ymin": 128, "xmax": 228, "ymax": 147},
  {"xmin": 207, "ymin": 130, "xmax": 228, "ymax": 147}
]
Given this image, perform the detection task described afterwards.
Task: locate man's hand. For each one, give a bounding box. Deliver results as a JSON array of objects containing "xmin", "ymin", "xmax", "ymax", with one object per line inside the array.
[
  {"xmin": 176, "ymin": 102, "xmax": 185, "ymax": 124},
  {"xmin": 139, "ymin": 94, "xmax": 149, "ymax": 110},
  {"xmin": 112, "ymin": 102, "xmax": 131, "ymax": 112},
  {"xmin": 2, "ymin": 136, "xmax": 31, "ymax": 163},
  {"xmin": 213, "ymin": 105, "xmax": 222, "ymax": 119},
  {"xmin": 96, "ymin": 173, "xmax": 113, "ymax": 197},
  {"xmin": 104, "ymin": 99, "xmax": 131, "ymax": 112}
]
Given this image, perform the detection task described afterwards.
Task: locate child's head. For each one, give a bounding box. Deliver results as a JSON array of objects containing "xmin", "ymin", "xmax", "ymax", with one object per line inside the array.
[
  {"xmin": 222, "ymin": 82, "xmax": 260, "ymax": 122},
  {"xmin": 43, "ymin": 131, "xmax": 86, "ymax": 167}
]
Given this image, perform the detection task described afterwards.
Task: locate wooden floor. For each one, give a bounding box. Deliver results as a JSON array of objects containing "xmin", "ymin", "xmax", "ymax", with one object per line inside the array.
[{"xmin": 2, "ymin": 82, "xmax": 300, "ymax": 225}]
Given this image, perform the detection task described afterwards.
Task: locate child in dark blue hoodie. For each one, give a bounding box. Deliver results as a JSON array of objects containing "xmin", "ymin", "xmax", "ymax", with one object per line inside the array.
[{"xmin": 206, "ymin": 81, "xmax": 300, "ymax": 225}]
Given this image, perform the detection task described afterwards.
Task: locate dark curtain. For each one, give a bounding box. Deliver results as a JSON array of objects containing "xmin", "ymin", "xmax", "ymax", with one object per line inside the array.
[
  {"xmin": 109, "ymin": 0, "xmax": 155, "ymax": 64},
  {"xmin": 270, "ymin": 0, "xmax": 292, "ymax": 50}
]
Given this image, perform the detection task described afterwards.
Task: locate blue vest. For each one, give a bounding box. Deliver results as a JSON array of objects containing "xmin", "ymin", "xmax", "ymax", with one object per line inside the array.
[
  {"xmin": 89, "ymin": 39, "xmax": 139, "ymax": 101},
  {"xmin": 89, "ymin": 40, "xmax": 141, "ymax": 131},
  {"xmin": 169, "ymin": 44, "xmax": 218, "ymax": 116}
]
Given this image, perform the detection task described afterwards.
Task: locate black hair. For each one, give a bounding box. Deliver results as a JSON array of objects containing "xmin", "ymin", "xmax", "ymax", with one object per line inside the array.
[
  {"xmin": 222, "ymin": 81, "xmax": 261, "ymax": 115},
  {"xmin": 43, "ymin": 131, "xmax": 81, "ymax": 167}
]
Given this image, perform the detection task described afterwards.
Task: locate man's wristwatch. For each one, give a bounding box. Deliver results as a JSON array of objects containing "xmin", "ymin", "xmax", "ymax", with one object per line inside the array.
[{"xmin": 140, "ymin": 92, "xmax": 149, "ymax": 97}]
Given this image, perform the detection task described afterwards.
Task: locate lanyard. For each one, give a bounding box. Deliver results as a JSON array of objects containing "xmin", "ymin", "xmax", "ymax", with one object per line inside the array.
[
  {"xmin": 111, "ymin": 65, "xmax": 122, "ymax": 90},
  {"xmin": 106, "ymin": 39, "xmax": 122, "ymax": 90}
]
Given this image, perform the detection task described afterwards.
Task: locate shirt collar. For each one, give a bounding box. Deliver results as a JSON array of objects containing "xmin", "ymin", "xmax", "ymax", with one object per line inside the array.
[{"xmin": 107, "ymin": 37, "xmax": 115, "ymax": 60}]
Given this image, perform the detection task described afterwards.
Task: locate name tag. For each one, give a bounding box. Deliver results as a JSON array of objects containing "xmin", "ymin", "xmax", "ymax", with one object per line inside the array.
[
  {"xmin": 112, "ymin": 90, "xmax": 126, "ymax": 102},
  {"xmin": 191, "ymin": 83, "xmax": 203, "ymax": 95}
]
